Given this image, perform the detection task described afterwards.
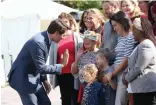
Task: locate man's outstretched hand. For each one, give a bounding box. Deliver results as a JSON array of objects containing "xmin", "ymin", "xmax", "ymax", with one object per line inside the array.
[{"xmin": 61, "ymin": 49, "xmax": 69, "ymax": 67}]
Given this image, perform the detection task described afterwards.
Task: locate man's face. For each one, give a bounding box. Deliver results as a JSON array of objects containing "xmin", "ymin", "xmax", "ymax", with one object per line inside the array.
[
  {"xmin": 103, "ymin": 2, "xmax": 114, "ymax": 19},
  {"xmin": 51, "ymin": 31, "xmax": 67, "ymax": 43}
]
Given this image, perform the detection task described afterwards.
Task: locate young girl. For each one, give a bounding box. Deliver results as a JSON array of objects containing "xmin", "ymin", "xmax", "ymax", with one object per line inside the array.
[
  {"xmin": 71, "ymin": 31, "xmax": 101, "ymax": 104},
  {"xmin": 79, "ymin": 64, "xmax": 105, "ymax": 105}
]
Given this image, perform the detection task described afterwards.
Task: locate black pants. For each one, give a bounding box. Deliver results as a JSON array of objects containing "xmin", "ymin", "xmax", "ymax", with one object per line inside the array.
[
  {"xmin": 133, "ymin": 92, "xmax": 156, "ymax": 105},
  {"xmin": 72, "ymin": 89, "xmax": 80, "ymax": 105},
  {"xmin": 18, "ymin": 84, "xmax": 51, "ymax": 105},
  {"xmin": 57, "ymin": 73, "xmax": 74, "ymax": 105}
]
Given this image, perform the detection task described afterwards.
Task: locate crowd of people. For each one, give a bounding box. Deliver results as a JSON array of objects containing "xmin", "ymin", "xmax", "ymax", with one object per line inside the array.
[{"xmin": 8, "ymin": 0, "xmax": 156, "ymax": 105}]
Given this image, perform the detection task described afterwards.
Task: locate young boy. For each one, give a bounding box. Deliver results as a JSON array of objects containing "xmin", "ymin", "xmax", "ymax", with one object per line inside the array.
[
  {"xmin": 96, "ymin": 48, "xmax": 117, "ymax": 105},
  {"xmin": 79, "ymin": 64, "xmax": 105, "ymax": 105}
]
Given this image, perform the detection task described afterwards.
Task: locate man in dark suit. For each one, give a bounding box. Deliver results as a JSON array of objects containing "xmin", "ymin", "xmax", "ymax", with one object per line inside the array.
[{"xmin": 7, "ymin": 19, "xmax": 70, "ymax": 105}]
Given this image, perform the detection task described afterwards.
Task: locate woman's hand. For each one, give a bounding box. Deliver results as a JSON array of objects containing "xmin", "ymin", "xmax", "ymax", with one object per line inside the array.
[
  {"xmin": 122, "ymin": 72, "xmax": 128, "ymax": 87},
  {"xmin": 102, "ymin": 76, "xmax": 108, "ymax": 84},
  {"xmin": 106, "ymin": 72, "xmax": 113, "ymax": 82}
]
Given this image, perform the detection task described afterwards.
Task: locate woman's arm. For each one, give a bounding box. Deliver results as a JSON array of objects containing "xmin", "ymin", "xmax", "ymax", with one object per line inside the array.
[
  {"xmin": 109, "ymin": 79, "xmax": 117, "ymax": 89},
  {"xmin": 71, "ymin": 47, "xmax": 84, "ymax": 77},
  {"xmin": 112, "ymin": 57, "xmax": 128, "ymax": 77},
  {"xmin": 71, "ymin": 59, "xmax": 79, "ymax": 74},
  {"xmin": 125, "ymin": 43, "xmax": 154, "ymax": 83},
  {"xmin": 106, "ymin": 73, "xmax": 117, "ymax": 89}
]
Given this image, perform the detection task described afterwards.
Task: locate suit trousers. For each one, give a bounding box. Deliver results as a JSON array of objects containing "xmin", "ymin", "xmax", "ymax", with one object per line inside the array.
[
  {"xmin": 133, "ymin": 92, "xmax": 156, "ymax": 105},
  {"xmin": 18, "ymin": 83, "xmax": 51, "ymax": 105}
]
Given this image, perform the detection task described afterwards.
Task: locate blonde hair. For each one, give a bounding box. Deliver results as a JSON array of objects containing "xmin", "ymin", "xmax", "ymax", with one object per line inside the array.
[
  {"xmin": 121, "ymin": 0, "xmax": 140, "ymax": 18},
  {"xmin": 80, "ymin": 64, "xmax": 98, "ymax": 81},
  {"xmin": 87, "ymin": 8, "xmax": 105, "ymax": 26},
  {"xmin": 83, "ymin": 31, "xmax": 101, "ymax": 48}
]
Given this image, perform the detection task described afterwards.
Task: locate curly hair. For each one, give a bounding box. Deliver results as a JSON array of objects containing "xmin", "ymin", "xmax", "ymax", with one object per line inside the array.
[{"xmin": 80, "ymin": 64, "xmax": 98, "ymax": 81}]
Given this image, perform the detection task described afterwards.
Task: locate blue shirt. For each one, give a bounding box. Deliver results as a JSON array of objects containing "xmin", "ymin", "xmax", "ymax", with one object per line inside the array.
[
  {"xmin": 101, "ymin": 20, "xmax": 119, "ymax": 51},
  {"xmin": 81, "ymin": 81, "xmax": 105, "ymax": 105},
  {"xmin": 101, "ymin": 67, "xmax": 117, "ymax": 105}
]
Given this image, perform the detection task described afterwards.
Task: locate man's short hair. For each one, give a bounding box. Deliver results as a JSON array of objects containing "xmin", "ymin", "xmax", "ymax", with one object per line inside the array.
[
  {"xmin": 102, "ymin": 0, "xmax": 120, "ymax": 7},
  {"xmin": 47, "ymin": 19, "xmax": 70, "ymax": 35},
  {"xmin": 96, "ymin": 48, "xmax": 114, "ymax": 62}
]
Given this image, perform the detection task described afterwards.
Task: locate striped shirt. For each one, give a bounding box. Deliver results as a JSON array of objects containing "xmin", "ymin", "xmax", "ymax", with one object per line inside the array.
[{"xmin": 114, "ymin": 32, "xmax": 136, "ymax": 66}]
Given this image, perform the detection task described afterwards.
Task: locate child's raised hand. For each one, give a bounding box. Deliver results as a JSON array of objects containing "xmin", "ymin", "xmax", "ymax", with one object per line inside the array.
[
  {"xmin": 106, "ymin": 72, "xmax": 113, "ymax": 82},
  {"xmin": 76, "ymin": 47, "xmax": 84, "ymax": 60}
]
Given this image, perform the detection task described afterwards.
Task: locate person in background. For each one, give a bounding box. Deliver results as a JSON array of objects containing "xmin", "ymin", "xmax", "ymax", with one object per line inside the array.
[
  {"xmin": 96, "ymin": 48, "xmax": 117, "ymax": 105},
  {"xmin": 123, "ymin": 17, "xmax": 156, "ymax": 105},
  {"xmin": 101, "ymin": 1, "xmax": 120, "ymax": 66},
  {"xmin": 148, "ymin": 1, "xmax": 156, "ymax": 25},
  {"xmin": 138, "ymin": 1, "xmax": 149, "ymax": 17},
  {"xmin": 70, "ymin": 11, "xmax": 81, "ymax": 23},
  {"xmin": 151, "ymin": 2, "xmax": 156, "ymax": 36},
  {"xmin": 71, "ymin": 31, "xmax": 101, "ymax": 104},
  {"xmin": 85, "ymin": 8, "xmax": 105, "ymax": 41},
  {"xmin": 79, "ymin": 10, "xmax": 90, "ymax": 34},
  {"xmin": 121, "ymin": 0, "xmax": 146, "ymax": 21},
  {"xmin": 110, "ymin": 11, "xmax": 136, "ymax": 105},
  {"xmin": 8, "ymin": 19, "xmax": 70, "ymax": 105},
  {"xmin": 48, "ymin": 12, "xmax": 83, "ymax": 105},
  {"xmin": 79, "ymin": 64, "xmax": 105, "ymax": 105}
]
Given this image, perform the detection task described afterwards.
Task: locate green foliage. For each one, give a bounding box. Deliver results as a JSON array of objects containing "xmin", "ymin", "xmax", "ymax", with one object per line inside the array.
[{"xmin": 54, "ymin": 0, "xmax": 102, "ymax": 11}]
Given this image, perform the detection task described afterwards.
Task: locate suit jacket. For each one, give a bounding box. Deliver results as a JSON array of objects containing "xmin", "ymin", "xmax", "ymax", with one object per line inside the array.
[
  {"xmin": 125, "ymin": 39, "xmax": 156, "ymax": 93},
  {"xmin": 8, "ymin": 31, "xmax": 62, "ymax": 94}
]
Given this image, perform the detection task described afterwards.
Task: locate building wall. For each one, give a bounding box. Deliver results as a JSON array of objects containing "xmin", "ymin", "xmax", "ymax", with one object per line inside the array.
[{"xmin": 40, "ymin": 20, "xmax": 52, "ymax": 32}]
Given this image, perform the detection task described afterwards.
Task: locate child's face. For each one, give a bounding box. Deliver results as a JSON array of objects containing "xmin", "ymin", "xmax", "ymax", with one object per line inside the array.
[
  {"xmin": 83, "ymin": 38, "xmax": 96, "ymax": 50},
  {"xmin": 121, "ymin": 1, "xmax": 135, "ymax": 17},
  {"xmin": 83, "ymin": 72, "xmax": 94, "ymax": 83},
  {"xmin": 96, "ymin": 55, "xmax": 105, "ymax": 69}
]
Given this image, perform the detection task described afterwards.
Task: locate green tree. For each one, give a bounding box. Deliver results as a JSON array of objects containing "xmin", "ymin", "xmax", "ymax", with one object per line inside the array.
[{"xmin": 54, "ymin": 0, "xmax": 102, "ymax": 11}]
